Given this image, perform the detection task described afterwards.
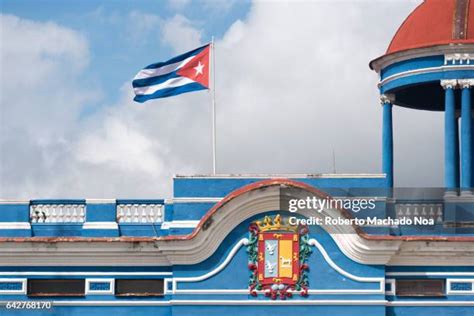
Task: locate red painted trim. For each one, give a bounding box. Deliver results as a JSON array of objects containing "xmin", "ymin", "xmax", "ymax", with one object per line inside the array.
[{"xmin": 1, "ymin": 179, "xmax": 473, "ymax": 243}]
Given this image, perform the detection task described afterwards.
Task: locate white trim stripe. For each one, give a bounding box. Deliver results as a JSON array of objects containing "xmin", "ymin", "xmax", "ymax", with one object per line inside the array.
[
  {"xmin": 172, "ymin": 198, "xmax": 222, "ymax": 203},
  {"xmin": 0, "ymin": 300, "xmax": 473, "ymax": 306},
  {"xmin": 171, "ymin": 238, "xmax": 383, "ymax": 295},
  {"xmin": 0, "ymin": 222, "xmax": 31, "ymax": 230},
  {"xmin": 134, "ymin": 56, "xmax": 194, "ymax": 80},
  {"xmin": 82, "ymin": 222, "xmax": 118, "ymax": 230},
  {"xmin": 161, "ymin": 220, "xmax": 199, "ymax": 229},
  {"xmin": 386, "ymin": 272, "xmax": 474, "ymax": 276},
  {"xmin": 308, "ymin": 239, "xmax": 384, "ymax": 288},
  {"xmin": 173, "ymin": 239, "xmax": 249, "ymax": 292},
  {"xmin": 0, "ymin": 272, "xmax": 172, "ymax": 276},
  {"xmin": 134, "ymin": 77, "xmax": 195, "ymax": 95},
  {"xmin": 380, "ymin": 64, "xmax": 474, "ymax": 86}
]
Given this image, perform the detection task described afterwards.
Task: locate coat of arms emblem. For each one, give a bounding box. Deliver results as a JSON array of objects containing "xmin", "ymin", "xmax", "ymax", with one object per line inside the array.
[{"xmin": 247, "ymin": 214, "xmax": 311, "ymax": 299}]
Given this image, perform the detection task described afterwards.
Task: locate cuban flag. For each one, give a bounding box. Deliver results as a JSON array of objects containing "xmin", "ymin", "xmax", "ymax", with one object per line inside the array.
[{"xmin": 132, "ymin": 44, "xmax": 210, "ymax": 103}]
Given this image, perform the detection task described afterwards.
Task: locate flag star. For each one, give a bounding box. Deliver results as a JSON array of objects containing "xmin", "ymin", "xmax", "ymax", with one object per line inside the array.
[{"xmin": 193, "ymin": 61, "xmax": 204, "ymax": 77}]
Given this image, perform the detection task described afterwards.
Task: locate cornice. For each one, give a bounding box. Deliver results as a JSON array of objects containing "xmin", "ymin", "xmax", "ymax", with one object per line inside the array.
[
  {"xmin": 370, "ymin": 44, "xmax": 474, "ymax": 72},
  {"xmin": 0, "ymin": 180, "xmax": 473, "ymax": 266}
]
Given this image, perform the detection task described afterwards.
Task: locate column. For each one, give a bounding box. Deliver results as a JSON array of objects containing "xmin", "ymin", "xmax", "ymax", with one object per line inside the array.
[
  {"xmin": 455, "ymin": 115, "xmax": 461, "ymax": 187},
  {"xmin": 441, "ymin": 80, "xmax": 458, "ymax": 190},
  {"xmin": 381, "ymin": 94, "xmax": 394, "ymax": 188},
  {"xmin": 459, "ymin": 79, "xmax": 474, "ymax": 192}
]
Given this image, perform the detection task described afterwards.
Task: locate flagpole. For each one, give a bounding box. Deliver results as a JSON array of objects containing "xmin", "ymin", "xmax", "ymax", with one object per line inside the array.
[{"xmin": 211, "ymin": 36, "xmax": 217, "ymax": 175}]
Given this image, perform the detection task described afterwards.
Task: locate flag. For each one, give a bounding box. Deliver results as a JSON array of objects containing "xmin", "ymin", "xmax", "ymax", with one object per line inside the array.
[{"xmin": 132, "ymin": 44, "xmax": 210, "ymax": 103}]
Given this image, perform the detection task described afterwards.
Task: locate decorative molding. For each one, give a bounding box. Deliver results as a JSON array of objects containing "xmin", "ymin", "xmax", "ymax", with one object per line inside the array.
[
  {"xmin": 171, "ymin": 238, "xmax": 382, "ymax": 295},
  {"xmin": 85, "ymin": 278, "xmax": 115, "ymax": 295},
  {"xmin": 370, "ymin": 43, "xmax": 474, "ymax": 72},
  {"xmin": 307, "ymin": 239, "xmax": 384, "ymax": 289},
  {"xmin": 82, "ymin": 222, "xmax": 118, "ymax": 230},
  {"xmin": 441, "ymin": 79, "xmax": 458, "ymax": 89},
  {"xmin": 1, "ymin": 181, "xmax": 473, "ymax": 266},
  {"xmin": 175, "ymin": 174, "xmax": 386, "ymax": 179},
  {"xmin": 447, "ymin": 279, "xmax": 474, "ymax": 295},
  {"xmin": 0, "ymin": 222, "xmax": 31, "ymax": 230},
  {"xmin": 379, "ymin": 65, "xmax": 474, "ymax": 87},
  {"xmin": 172, "ymin": 239, "xmax": 248, "ymax": 293},
  {"xmin": 445, "ymin": 53, "xmax": 474, "ymax": 65},
  {"xmin": 380, "ymin": 94, "xmax": 395, "ymax": 105},
  {"xmin": 458, "ymin": 78, "xmax": 474, "ymax": 89},
  {"xmin": 0, "ymin": 278, "xmax": 26, "ymax": 294}
]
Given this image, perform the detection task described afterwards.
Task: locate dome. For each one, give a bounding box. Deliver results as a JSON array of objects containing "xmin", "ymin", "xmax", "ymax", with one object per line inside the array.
[{"xmin": 387, "ymin": 0, "xmax": 474, "ymax": 54}]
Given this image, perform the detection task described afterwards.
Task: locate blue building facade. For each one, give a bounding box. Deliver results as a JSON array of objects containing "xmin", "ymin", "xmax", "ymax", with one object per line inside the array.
[{"xmin": 1, "ymin": 1, "xmax": 474, "ymax": 315}]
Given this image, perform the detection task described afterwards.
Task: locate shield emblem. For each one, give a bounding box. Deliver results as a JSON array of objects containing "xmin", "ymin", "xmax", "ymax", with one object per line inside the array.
[
  {"xmin": 258, "ymin": 232, "xmax": 299, "ymax": 284},
  {"xmin": 247, "ymin": 215, "xmax": 311, "ymax": 300}
]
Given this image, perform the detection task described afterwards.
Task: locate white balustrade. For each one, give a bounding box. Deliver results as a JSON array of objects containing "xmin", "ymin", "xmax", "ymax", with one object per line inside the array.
[
  {"xmin": 30, "ymin": 204, "xmax": 86, "ymax": 223},
  {"xmin": 117, "ymin": 204, "xmax": 163, "ymax": 223},
  {"xmin": 395, "ymin": 203, "xmax": 443, "ymax": 223}
]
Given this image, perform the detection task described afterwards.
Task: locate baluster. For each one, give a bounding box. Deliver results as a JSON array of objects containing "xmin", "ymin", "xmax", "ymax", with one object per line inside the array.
[
  {"xmin": 156, "ymin": 205, "xmax": 163, "ymax": 223},
  {"xmin": 61, "ymin": 204, "xmax": 66, "ymax": 222},
  {"xmin": 436, "ymin": 205, "xmax": 443, "ymax": 223},
  {"xmin": 30, "ymin": 205, "xmax": 37, "ymax": 223},
  {"xmin": 38, "ymin": 205, "xmax": 44, "ymax": 223},
  {"xmin": 80, "ymin": 205, "xmax": 86, "ymax": 222},
  {"xmin": 61, "ymin": 205, "xmax": 67, "ymax": 222},
  {"xmin": 141, "ymin": 205, "xmax": 147, "ymax": 223},
  {"xmin": 72, "ymin": 205, "xmax": 78, "ymax": 222},
  {"xmin": 125, "ymin": 205, "xmax": 132, "ymax": 223},
  {"xmin": 117, "ymin": 205, "xmax": 123, "ymax": 223},
  {"xmin": 429, "ymin": 206, "xmax": 435, "ymax": 219},
  {"xmin": 149, "ymin": 205, "xmax": 156, "ymax": 223},
  {"xmin": 45, "ymin": 205, "xmax": 51, "ymax": 223}
]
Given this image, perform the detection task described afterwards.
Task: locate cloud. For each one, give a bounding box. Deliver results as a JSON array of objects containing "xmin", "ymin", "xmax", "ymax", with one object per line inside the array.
[
  {"xmin": 166, "ymin": 0, "xmax": 238, "ymax": 13},
  {"xmin": 161, "ymin": 14, "xmax": 203, "ymax": 52},
  {"xmin": 167, "ymin": 0, "xmax": 192, "ymax": 11},
  {"xmin": 211, "ymin": 0, "xmax": 436, "ymax": 186},
  {"xmin": 2, "ymin": 0, "xmax": 441, "ymax": 201},
  {"xmin": 0, "ymin": 14, "xmax": 196, "ymax": 198},
  {"xmin": 76, "ymin": 117, "xmax": 164, "ymax": 175},
  {"xmin": 126, "ymin": 10, "xmax": 162, "ymax": 44},
  {"xmin": 201, "ymin": 0, "xmax": 240, "ymax": 14}
]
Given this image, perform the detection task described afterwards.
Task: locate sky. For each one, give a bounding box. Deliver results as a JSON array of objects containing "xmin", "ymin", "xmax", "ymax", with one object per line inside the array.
[{"xmin": 0, "ymin": 0, "xmax": 439, "ymax": 199}]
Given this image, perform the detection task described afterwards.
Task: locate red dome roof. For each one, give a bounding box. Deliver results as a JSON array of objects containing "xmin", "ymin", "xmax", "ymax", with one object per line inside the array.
[{"xmin": 387, "ymin": 0, "xmax": 474, "ymax": 54}]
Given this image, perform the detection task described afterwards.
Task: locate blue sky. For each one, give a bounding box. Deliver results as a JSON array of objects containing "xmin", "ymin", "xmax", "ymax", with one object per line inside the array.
[{"xmin": 1, "ymin": 0, "xmax": 251, "ymax": 115}]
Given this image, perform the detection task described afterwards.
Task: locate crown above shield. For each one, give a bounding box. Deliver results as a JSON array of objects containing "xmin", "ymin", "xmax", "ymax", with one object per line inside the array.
[{"xmin": 255, "ymin": 215, "xmax": 298, "ymax": 232}]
